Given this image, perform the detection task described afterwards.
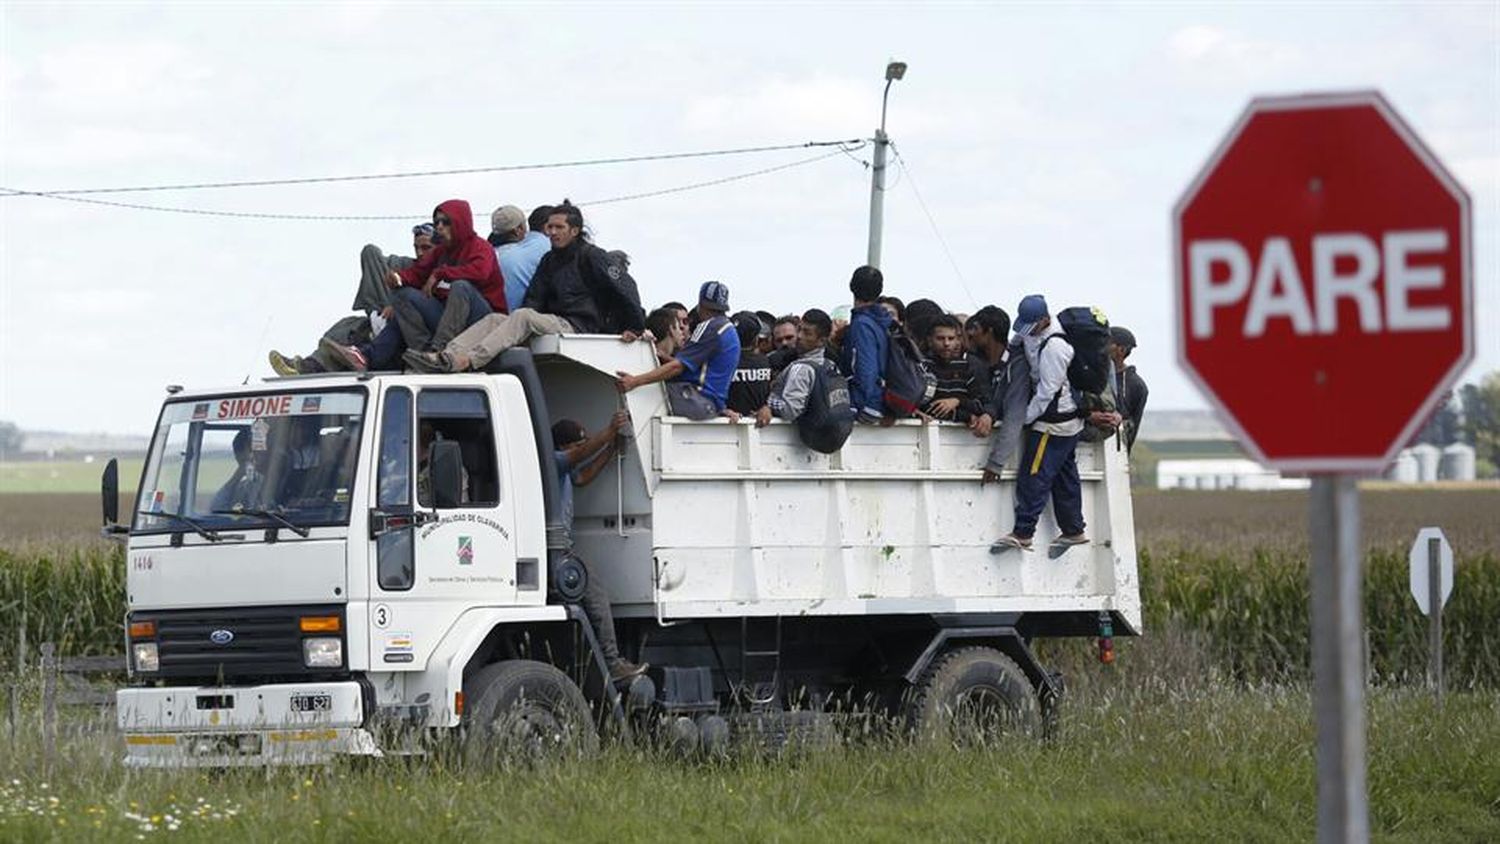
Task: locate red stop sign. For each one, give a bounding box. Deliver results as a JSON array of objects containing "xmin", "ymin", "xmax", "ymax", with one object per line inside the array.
[{"xmin": 1174, "ymin": 91, "xmax": 1473, "ymax": 472}]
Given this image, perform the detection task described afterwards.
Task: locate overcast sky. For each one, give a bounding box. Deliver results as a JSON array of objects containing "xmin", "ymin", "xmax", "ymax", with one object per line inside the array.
[{"xmin": 1, "ymin": 1, "xmax": 1495, "ymax": 434}]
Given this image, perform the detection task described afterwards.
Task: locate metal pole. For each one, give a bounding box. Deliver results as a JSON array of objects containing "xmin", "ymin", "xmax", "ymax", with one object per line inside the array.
[
  {"xmin": 1309, "ymin": 474, "xmax": 1369, "ymax": 844},
  {"xmin": 867, "ymin": 128, "xmax": 889, "ymax": 268},
  {"xmin": 1427, "ymin": 536, "xmax": 1443, "ymax": 706},
  {"xmin": 866, "ymin": 77, "xmax": 894, "ymax": 269}
]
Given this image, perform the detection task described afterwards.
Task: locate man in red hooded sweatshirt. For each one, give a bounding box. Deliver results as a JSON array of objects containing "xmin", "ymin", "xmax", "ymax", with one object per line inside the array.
[{"xmin": 326, "ymin": 199, "xmax": 507, "ymax": 371}]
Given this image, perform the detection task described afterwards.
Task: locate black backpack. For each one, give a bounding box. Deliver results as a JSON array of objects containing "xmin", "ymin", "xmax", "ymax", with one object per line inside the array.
[
  {"xmin": 881, "ymin": 323, "xmax": 937, "ymax": 417},
  {"xmin": 799, "ymin": 360, "xmax": 854, "ymax": 454},
  {"xmin": 1039, "ymin": 306, "xmax": 1111, "ymax": 421}
]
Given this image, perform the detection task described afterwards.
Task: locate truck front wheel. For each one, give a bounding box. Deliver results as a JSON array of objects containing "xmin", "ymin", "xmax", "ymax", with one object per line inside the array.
[
  {"xmin": 907, "ymin": 646, "xmax": 1040, "ymax": 743},
  {"xmin": 462, "ymin": 660, "xmax": 598, "ymax": 761}
]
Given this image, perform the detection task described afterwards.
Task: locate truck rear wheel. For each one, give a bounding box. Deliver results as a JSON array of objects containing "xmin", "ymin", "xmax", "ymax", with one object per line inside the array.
[
  {"xmin": 907, "ymin": 646, "xmax": 1040, "ymax": 743},
  {"xmin": 462, "ymin": 660, "xmax": 598, "ymax": 761}
]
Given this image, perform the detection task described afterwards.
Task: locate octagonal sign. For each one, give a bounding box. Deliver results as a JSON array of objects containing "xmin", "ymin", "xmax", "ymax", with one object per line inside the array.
[{"xmin": 1174, "ymin": 91, "xmax": 1472, "ymax": 472}]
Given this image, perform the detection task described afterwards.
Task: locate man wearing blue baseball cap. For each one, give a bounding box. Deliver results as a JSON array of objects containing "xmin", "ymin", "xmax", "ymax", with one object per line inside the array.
[
  {"xmin": 991, "ymin": 294, "xmax": 1088, "ymax": 552},
  {"xmin": 617, "ymin": 281, "xmax": 740, "ymax": 420}
]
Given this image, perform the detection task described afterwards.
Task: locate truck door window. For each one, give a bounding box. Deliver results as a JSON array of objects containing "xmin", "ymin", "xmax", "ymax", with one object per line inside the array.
[
  {"xmin": 416, "ymin": 389, "xmax": 499, "ymax": 508},
  {"xmin": 376, "ymin": 388, "xmax": 415, "ymax": 591}
]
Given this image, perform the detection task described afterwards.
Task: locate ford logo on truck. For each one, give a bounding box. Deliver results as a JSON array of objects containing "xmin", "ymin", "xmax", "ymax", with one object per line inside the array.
[{"xmin": 209, "ymin": 629, "xmax": 234, "ymax": 645}]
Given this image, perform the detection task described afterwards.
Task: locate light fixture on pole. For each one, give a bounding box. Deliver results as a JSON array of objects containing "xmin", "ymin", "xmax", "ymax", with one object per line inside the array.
[{"xmin": 866, "ymin": 60, "xmax": 907, "ymax": 269}]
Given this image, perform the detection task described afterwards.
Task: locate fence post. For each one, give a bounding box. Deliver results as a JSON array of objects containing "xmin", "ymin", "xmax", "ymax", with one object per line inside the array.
[
  {"xmin": 16, "ymin": 608, "xmax": 27, "ymax": 674},
  {"xmin": 40, "ymin": 642, "xmax": 57, "ymax": 771}
]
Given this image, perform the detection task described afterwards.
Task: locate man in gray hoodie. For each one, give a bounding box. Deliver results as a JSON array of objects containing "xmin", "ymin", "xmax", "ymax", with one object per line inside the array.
[{"xmin": 991, "ymin": 295, "xmax": 1088, "ymax": 552}]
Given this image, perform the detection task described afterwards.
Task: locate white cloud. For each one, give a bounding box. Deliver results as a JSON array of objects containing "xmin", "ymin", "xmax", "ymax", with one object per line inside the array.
[{"xmin": 1166, "ymin": 24, "xmax": 1302, "ymax": 80}]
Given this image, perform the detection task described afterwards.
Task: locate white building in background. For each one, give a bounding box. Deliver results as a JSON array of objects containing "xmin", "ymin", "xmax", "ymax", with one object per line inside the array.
[{"xmin": 1155, "ymin": 459, "xmax": 1311, "ymax": 491}]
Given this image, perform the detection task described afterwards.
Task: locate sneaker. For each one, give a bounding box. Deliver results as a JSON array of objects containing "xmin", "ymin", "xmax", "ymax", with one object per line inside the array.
[
  {"xmin": 267, "ymin": 350, "xmax": 301, "ymax": 376},
  {"xmin": 989, "ymin": 534, "xmax": 1033, "ymax": 553},
  {"xmin": 319, "ymin": 337, "xmax": 368, "ymax": 372},
  {"xmin": 608, "ymin": 659, "xmax": 649, "ymax": 683},
  {"xmin": 1055, "ymin": 533, "xmax": 1089, "ymax": 547}
]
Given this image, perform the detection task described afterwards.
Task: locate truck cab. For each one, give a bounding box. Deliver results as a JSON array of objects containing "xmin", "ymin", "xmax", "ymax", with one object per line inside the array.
[{"xmin": 113, "ymin": 337, "xmax": 1140, "ymax": 765}]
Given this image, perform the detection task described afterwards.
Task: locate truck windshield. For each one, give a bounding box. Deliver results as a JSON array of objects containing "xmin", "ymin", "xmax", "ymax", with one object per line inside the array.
[{"xmin": 134, "ymin": 390, "xmax": 367, "ymax": 534}]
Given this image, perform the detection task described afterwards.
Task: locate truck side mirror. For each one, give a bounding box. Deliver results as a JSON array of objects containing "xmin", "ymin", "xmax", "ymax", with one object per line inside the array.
[
  {"xmin": 101, "ymin": 458, "xmax": 120, "ymax": 526},
  {"xmin": 430, "ymin": 440, "xmax": 465, "ymax": 509}
]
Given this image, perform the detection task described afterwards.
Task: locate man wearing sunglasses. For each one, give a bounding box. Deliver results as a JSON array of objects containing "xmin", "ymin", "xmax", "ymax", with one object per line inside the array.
[
  {"xmin": 325, "ymin": 199, "xmax": 508, "ymax": 372},
  {"xmin": 268, "ymin": 223, "xmax": 437, "ymax": 375}
]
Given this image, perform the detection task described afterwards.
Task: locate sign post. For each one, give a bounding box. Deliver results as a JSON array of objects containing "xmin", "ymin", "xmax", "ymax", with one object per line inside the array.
[
  {"xmin": 1174, "ymin": 91, "xmax": 1473, "ymax": 844},
  {"xmin": 1408, "ymin": 527, "xmax": 1454, "ymax": 705}
]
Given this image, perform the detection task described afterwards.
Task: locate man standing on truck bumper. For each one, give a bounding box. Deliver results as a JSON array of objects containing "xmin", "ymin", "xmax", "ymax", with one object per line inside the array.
[
  {"xmin": 552, "ymin": 414, "xmax": 647, "ymax": 682},
  {"xmin": 992, "ymin": 295, "xmax": 1087, "ymax": 552}
]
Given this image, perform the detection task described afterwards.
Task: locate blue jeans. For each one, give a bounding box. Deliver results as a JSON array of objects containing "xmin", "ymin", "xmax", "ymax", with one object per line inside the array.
[{"xmin": 1011, "ymin": 429, "xmax": 1084, "ymax": 539}]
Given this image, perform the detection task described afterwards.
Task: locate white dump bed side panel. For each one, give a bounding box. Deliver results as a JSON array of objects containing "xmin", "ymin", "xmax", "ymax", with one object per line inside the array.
[
  {"xmin": 524, "ymin": 336, "xmax": 1140, "ymax": 633},
  {"xmin": 651, "ymin": 419, "xmax": 1140, "ymax": 631}
]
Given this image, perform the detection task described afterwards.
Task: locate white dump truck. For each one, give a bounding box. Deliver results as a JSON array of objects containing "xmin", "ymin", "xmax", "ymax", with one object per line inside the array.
[{"xmin": 107, "ymin": 336, "xmax": 1140, "ymax": 765}]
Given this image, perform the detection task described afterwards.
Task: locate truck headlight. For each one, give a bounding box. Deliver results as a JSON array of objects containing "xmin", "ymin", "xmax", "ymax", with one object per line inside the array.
[
  {"xmin": 132, "ymin": 642, "xmax": 159, "ymax": 672},
  {"xmin": 303, "ymin": 637, "xmax": 343, "ymax": 668}
]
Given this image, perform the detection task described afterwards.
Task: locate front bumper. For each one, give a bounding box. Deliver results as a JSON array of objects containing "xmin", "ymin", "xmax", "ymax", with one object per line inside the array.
[{"xmin": 117, "ymin": 681, "xmax": 377, "ymax": 767}]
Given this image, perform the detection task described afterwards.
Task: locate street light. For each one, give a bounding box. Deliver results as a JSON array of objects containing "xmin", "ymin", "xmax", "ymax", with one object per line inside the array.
[{"xmin": 868, "ymin": 60, "xmax": 907, "ymax": 269}]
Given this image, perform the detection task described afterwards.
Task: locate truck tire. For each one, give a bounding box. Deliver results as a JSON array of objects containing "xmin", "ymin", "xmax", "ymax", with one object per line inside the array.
[
  {"xmin": 462, "ymin": 660, "xmax": 598, "ymax": 762},
  {"xmin": 906, "ymin": 646, "xmax": 1040, "ymax": 744}
]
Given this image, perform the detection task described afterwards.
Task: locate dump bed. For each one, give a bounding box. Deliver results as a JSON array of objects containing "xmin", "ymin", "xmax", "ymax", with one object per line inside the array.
[{"xmin": 530, "ymin": 335, "xmax": 1141, "ymax": 634}]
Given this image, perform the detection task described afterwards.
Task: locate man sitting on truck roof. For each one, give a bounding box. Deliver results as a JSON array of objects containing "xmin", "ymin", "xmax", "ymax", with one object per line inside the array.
[
  {"xmin": 616, "ymin": 281, "xmax": 739, "ymax": 420},
  {"xmin": 488, "ymin": 204, "xmax": 552, "ymax": 313},
  {"xmin": 324, "ymin": 200, "xmax": 508, "ymax": 372},
  {"xmin": 404, "ymin": 201, "xmax": 645, "ymax": 373},
  {"xmin": 643, "ymin": 307, "xmax": 681, "ymax": 363},
  {"xmin": 551, "ymin": 413, "xmax": 647, "ymax": 682},
  {"xmin": 267, "ymin": 224, "xmax": 435, "ymax": 375},
  {"xmin": 991, "ymin": 295, "xmax": 1088, "ymax": 552}
]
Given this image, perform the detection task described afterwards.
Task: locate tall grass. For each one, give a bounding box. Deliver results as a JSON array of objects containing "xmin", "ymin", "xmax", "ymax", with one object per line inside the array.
[
  {"xmin": 1, "ymin": 540, "xmax": 1498, "ymax": 688},
  {"xmin": 0, "ymin": 544, "xmax": 125, "ymax": 662}
]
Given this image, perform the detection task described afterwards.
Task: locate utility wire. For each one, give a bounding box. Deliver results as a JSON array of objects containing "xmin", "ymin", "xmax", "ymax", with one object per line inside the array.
[
  {"xmin": 0, "ymin": 142, "xmax": 865, "ymax": 222},
  {"xmin": 3, "ymin": 138, "xmax": 865, "ymax": 196},
  {"xmin": 890, "ymin": 142, "xmax": 978, "ymax": 309}
]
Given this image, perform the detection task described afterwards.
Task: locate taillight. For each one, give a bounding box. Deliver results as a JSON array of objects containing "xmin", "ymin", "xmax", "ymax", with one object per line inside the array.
[{"xmin": 1097, "ymin": 612, "xmax": 1115, "ymax": 665}]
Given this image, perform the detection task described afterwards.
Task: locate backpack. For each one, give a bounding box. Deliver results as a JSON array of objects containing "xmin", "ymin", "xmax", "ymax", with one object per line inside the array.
[
  {"xmin": 1039, "ymin": 306, "xmax": 1111, "ymax": 422},
  {"xmin": 881, "ymin": 323, "xmax": 936, "ymax": 417},
  {"xmin": 798, "ymin": 360, "xmax": 854, "ymax": 454}
]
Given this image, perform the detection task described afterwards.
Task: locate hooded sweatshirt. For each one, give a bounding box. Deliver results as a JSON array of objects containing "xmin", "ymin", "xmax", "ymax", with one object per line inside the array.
[
  {"xmin": 842, "ymin": 302, "xmax": 893, "ymax": 421},
  {"xmin": 397, "ymin": 200, "xmax": 508, "ymax": 313}
]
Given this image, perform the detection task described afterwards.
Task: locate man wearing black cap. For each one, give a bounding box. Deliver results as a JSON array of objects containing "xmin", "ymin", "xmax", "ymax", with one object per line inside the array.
[
  {"xmin": 725, "ymin": 311, "xmax": 774, "ymax": 418},
  {"xmin": 617, "ymin": 281, "xmax": 740, "ymax": 420},
  {"xmin": 1109, "ymin": 326, "xmax": 1148, "ymax": 453}
]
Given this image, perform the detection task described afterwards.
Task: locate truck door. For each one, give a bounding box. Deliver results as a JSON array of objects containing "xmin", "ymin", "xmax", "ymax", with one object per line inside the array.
[{"xmin": 368, "ymin": 383, "xmax": 518, "ymax": 671}]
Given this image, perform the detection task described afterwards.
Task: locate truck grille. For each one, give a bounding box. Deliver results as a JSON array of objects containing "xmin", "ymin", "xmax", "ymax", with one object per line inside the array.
[{"xmin": 135, "ymin": 604, "xmax": 345, "ymax": 681}]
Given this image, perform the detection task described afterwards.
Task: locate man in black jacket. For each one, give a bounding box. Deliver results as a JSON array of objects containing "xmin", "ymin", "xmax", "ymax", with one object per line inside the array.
[
  {"xmin": 1109, "ymin": 327, "xmax": 1149, "ymax": 452},
  {"xmin": 408, "ymin": 202, "xmax": 644, "ymax": 372}
]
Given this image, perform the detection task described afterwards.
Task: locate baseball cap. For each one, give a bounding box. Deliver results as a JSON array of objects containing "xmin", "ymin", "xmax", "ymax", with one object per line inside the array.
[
  {"xmin": 490, "ymin": 205, "xmax": 526, "ymax": 233},
  {"xmin": 699, "ymin": 280, "xmax": 730, "ymax": 312},
  {"xmin": 1110, "ymin": 326, "xmax": 1137, "ymax": 349},
  {"xmin": 1012, "ymin": 294, "xmax": 1049, "ymax": 336}
]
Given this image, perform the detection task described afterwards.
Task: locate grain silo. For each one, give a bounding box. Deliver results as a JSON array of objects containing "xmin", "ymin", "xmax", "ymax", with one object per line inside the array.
[
  {"xmin": 1440, "ymin": 443, "xmax": 1476, "ymax": 482},
  {"xmin": 1409, "ymin": 443, "xmax": 1441, "ymax": 483},
  {"xmin": 1385, "ymin": 449, "xmax": 1419, "ymax": 484}
]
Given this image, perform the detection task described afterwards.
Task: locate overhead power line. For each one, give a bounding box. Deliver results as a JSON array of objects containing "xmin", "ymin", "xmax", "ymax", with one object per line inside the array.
[
  {"xmin": 0, "ymin": 143, "xmax": 865, "ymax": 222},
  {"xmin": 2, "ymin": 138, "xmax": 865, "ymax": 196},
  {"xmin": 890, "ymin": 142, "xmax": 978, "ymax": 309}
]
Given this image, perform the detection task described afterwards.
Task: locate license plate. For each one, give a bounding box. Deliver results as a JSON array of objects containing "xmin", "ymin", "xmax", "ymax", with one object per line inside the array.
[{"xmin": 290, "ymin": 694, "xmax": 332, "ymax": 712}]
